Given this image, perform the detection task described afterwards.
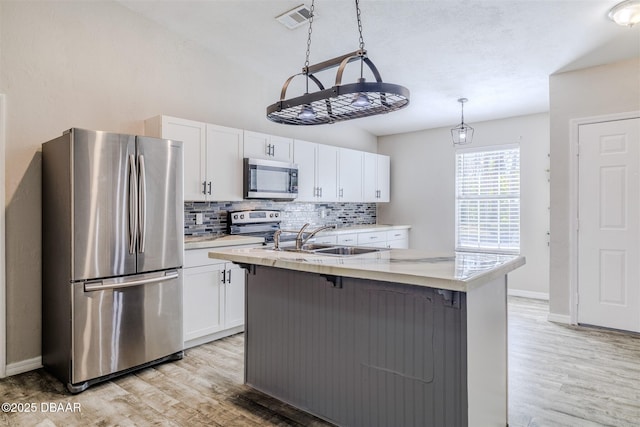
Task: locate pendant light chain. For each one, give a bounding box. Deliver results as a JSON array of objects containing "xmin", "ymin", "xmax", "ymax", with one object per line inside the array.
[
  {"xmin": 304, "ymin": 0, "xmax": 315, "ymax": 73},
  {"xmin": 355, "ymin": 0, "xmax": 365, "ymax": 51}
]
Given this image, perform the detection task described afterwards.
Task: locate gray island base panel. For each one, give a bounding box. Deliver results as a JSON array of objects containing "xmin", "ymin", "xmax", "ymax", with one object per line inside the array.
[{"xmin": 243, "ymin": 265, "xmax": 508, "ymax": 427}]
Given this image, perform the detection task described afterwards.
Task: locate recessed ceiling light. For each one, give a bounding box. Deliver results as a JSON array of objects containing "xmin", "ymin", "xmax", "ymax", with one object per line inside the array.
[{"xmin": 608, "ymin": 0, "xmax": 640, "ymax": 27}]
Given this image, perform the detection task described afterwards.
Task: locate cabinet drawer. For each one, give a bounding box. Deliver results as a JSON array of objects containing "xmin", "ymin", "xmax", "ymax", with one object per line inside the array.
[
  {"xmin": 184, "ymin": 248, "xmax": 226, "ymax": 268},
  {"xmin": 386, "ymin": 229, "xmax": 409, "ymax": 241},
  {"xmin": 337, "ymin": 233, "xmax": 358, "ymax": 245},
  {"xmin": 357, "ymin": 231, "xmax": 387, "ymax": 245},
  {"xmin": 312, "ymin": 235, "xmax": 338, "ymax": 245}
]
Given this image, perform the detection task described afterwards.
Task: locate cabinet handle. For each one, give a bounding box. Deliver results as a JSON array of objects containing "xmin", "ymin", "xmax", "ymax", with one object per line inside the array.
[
  {"xmin": 202, "ymin": 181, "xmax": 207, "ymax": 195},
  {"xmin": 208, "ymin": 181, "xmax": 212, "ymax": 195},
  {"xmin": 227, "ymin": 269, "xmax": 232, "ymax": 284},
  {"xmin": 271, "ymin": 145, "xmax": 275, "ymax": 157},
  {"xmin": 319, "ymin": 187, "xmax": 323, "ymax": 197},
  {"xmin": 221, "ymin": 269, "xmax": 226, "ymax": 284},
  {"xmin": 339, "ymin": 188, "xmax": 344, "ymax": 198}
]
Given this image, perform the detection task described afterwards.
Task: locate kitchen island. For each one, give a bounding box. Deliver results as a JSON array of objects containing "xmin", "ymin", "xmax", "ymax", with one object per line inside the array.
[{"xmin": 208, "ymin": 247, "xmax": 525, "ymax": 427}]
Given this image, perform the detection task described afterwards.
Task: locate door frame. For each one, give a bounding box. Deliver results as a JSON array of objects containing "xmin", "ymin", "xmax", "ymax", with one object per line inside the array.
[
  {"xmin": 1, "ymin": 94, "xmax": 6, "ymax": 378},
  {"xmin": 569, "ymin": 110, "xmax": 640, "ymax": 325}
]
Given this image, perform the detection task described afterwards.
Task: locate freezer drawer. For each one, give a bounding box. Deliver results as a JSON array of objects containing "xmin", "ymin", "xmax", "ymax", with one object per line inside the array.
[{"xmin": 71, "ymin": 270, "xmax": 183, "ymax": 386}]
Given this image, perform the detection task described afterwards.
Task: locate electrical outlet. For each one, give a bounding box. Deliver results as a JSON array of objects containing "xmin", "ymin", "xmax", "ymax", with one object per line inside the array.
[{"xmin": 195, "ymin": 213, "xmax": 204, "ymax": 225}]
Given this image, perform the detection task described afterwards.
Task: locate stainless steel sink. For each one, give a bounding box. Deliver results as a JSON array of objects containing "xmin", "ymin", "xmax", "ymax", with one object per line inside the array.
[
  {"xmin": 282, "ymin": 244, "xmax": 386, "ymax": 256},
  {"xmin": 314, "ymin": 246, "xmax": 384, "ymax": 256},
  {"xmin": 281, "ymin": 243, "xmax": 334, "ymax": 252}
]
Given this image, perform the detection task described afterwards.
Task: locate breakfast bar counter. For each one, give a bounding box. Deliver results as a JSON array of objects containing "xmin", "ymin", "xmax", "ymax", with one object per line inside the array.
[{"xmin": 208, "ymin": 247, "xmax": 525, "ymax": 427}]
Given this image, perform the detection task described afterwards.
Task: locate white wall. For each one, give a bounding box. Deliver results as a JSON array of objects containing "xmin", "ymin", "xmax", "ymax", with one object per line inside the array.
[
  {"xmin": 378, "ymin": 113, "xmax": 550, "ymax": 297},
  {"xmin": 0, "ymin": 1, "xmax": 376, "ymax": 366},
  {"xmin": 549, "ymin": 58, "xmax": 640, "ymax": 320}
]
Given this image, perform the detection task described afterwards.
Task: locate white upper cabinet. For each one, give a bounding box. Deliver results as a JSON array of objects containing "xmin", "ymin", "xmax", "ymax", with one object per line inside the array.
[
  {"xmin": 145, "ymin": 115, "xmax": 207, "ymax": 201},
  {"xmin": 145, "ymin": 115, "xmax": 244, "ymax": 201},
  {"xmin": 363, "ymin": 152, "xmax": 390, "ymax": 202},
  {"xmin": 244, "ymin": 130, "xmax": 293, "ymax": 162},
  {"xmin": 205, "ymin": 124, "xmax": 244, "ymax": 201},
  {"xmin": 293, "ymin": 140, "xmax": 318, "ymax": 202},
  {"xmin": 293, "ymin": 140, "xmax": 338, "ymax": 202},
  {"xmin": 316, "ymin": 144, "xmax": 339, "ymax": 202},
  {"xmin": 338, "ymin": 148, "xmax": 363, "ymax": 201}
]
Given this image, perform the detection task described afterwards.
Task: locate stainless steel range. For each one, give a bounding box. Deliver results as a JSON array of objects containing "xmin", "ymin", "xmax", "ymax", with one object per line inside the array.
[{"xmin": 228, "ymin": 210, "xmax": 285, "ymax": 244}]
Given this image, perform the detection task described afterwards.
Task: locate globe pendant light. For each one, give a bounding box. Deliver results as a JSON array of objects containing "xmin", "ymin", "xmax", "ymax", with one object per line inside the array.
[
  {"xmin": 451, "ymin": 98, "xmax": 474, "ymax": 145},
  {"xmin": 267, "ymin": 0, "xmax": 410, "ymax": 125}
]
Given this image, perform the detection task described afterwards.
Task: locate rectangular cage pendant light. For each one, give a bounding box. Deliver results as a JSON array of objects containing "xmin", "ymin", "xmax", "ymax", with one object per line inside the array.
[{"xmin": 266, "ymin": 0, "xmax": 410, "ymax": 126}]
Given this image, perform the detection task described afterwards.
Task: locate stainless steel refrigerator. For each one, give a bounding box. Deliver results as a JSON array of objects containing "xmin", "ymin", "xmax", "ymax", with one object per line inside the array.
[{"xmin": 42, "ymin": 128, "xmax": 184, "ymax": 393}]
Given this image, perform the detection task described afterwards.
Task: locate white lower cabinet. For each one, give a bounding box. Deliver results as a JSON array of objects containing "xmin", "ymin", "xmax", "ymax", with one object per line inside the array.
[
  {"xmin": 386, "ymin": 229, "xmax": 409, "ymax": 249},
  {"xmin": 357, "ymin": 230, "xmax": 387, "ymax": 247},
  {"xmin": 183, "ymin": 248, "xmax": 246, "ymax": 349},
  {"xmin": 337, "ymin": 233, "xmax": 358, "ymax": 245},
  {"xmin": 312, "ymin": 234, "xmax": 338, "ymax": 245}
]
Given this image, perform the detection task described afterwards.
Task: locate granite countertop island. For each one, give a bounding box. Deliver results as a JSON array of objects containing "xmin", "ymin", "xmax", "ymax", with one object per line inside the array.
[
  {"xmin": 208, "ymin": 246, "xmax": 525, "ymax": 427},
  {"xmin": 207, "ymin": 246, "xmax": 524, "ymax": 292}
]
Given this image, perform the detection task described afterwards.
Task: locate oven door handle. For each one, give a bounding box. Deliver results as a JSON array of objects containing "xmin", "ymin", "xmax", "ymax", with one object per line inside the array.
[{"xmin": 84, "ymin": 270, "xmax": 179, "ymax": 292}]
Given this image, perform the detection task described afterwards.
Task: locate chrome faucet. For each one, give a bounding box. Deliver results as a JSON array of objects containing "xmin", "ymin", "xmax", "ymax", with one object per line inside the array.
[
  {"xmin": 296, "ymin": 224, "xmax": 336, "ymax": 250},
  {"xmin": 295, "ymin": 223, "xmax": 310, "ymax": 249},
  {"xmin": 273, "ymin": 223, "xmax": 337, "ymax": 251}
]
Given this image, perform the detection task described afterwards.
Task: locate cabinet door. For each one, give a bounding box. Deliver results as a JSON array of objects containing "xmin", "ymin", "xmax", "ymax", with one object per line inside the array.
[
  {"xmin": 363, "ymin": 152, "xmax": 378, "ymax": 202},
  {"xmin": 243, "ymin": 130, "xmax": 271, "ymax": 159},
  {"xmin": 269, "ymin": 135, "xmax": 293, "ymax": 162},
  {"xmin": 293, "ymin": 140, "xmax": 318, "ymax": 201},
  {"xmin": 223, "ymin": 264, "xmax": 245, "ymax": 329},
  {"xmin": 244, "ymin": 131, "xmax": 293, "ymax": 162},
  {"xmin": 317, "ymin": 144, "xmax": 339, "ymax": 201},
  {"xmin": 377, "ymin": 154, "xmax": 391, "ymax": 202},
  {"xmin": 338, "ymin": 148, "xmax": 363, "ymax": 201},
  {"xmin": 157, "ymin": 116, "xmax": 207, "ymax": 201},
  {"xmin": 183, "ymin": 263, "xmax": 225, "ymax": 342},
  {"xmin": 206, "ymin": 124, "xmax": 244, "ymax": 201}
]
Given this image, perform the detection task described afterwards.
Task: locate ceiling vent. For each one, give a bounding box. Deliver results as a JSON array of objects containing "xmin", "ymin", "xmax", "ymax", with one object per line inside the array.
[{"xmin": 276, "ymin": 4, "xmax": 312, "ymax": 29}]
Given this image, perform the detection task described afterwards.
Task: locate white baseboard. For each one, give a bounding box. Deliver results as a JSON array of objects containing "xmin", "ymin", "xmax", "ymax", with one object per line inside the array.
[
  {"xmin": 547, "ymin": 313, "xmax": 572, "ymax": 324},
  {"xmin": 5, "ymin": 356, "xmax": 43, "ymax": 377},
  {"xmin": 507, "ymin": 288, "xmax": 549, "ymax": 300},
  {"xmin": 183, "ymin": 325, "xmax": 244, "ymax": 350}
]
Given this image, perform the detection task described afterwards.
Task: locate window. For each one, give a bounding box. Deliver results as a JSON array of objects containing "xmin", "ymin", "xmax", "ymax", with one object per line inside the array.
[{"xmin": 455, "ymin": 146, "xmax": 520, "ymax": 253}]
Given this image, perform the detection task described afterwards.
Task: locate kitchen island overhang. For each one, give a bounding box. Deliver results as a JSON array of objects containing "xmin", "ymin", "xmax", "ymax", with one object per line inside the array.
[{"xmin": 209, "ymin": 247, "xmax": 525, "ymax": 427}]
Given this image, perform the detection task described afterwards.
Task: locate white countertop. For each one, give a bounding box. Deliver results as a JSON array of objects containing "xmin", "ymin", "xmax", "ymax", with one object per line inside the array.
[
  {"xmin": 315, "ymin": 224, "xmax": 411, "ymax": 235},
  {"xmin": 185, "ymin": 235, "xmax": 264, "ymax": 250},
  {"xmin": 184, "ymin": 224, "xmax": 411, "ymax": 250},
  {"xmin": 208, "ymin": 247, "xmax": 525, "ymax": 292}
]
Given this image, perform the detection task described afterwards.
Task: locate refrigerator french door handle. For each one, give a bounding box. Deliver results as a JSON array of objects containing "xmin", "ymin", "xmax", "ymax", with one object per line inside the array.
[
  {"xmin": 138, "ymin": 154, "xmax": 147, "ymax": 253},
  {"xmin": 128, "ymin": 154, "xmax": 138, "ymax": 254},
  {"xmin": 84, "ymin": 270, "xmax": 179, "ymax": 292}
]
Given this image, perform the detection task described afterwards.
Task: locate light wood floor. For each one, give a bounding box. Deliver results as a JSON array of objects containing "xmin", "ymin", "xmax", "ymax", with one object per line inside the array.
[{"xmin": 1, "ymin": 297, "xmax": 639, "ymax": 426}]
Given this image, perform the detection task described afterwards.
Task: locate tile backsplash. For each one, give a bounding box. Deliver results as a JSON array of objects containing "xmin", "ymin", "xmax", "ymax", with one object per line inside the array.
[{"xmin": 184, "ymin": 201, "xmax": 377, "ymax": 237}]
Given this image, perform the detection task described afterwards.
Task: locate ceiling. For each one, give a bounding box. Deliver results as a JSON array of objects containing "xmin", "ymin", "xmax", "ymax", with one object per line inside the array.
[{"xmin": 119, "ymin": 0, "xmax": 640, "ymax": 136}]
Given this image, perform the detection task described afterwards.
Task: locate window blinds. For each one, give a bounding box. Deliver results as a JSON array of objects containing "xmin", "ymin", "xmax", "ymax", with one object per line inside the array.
[{"xmin": 455, "ymin": 147, "xmax": 520, "ymax": 253}]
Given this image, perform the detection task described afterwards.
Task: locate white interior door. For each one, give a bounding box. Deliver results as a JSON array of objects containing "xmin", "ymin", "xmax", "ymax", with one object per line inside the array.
[{"xmin": 578, "ymin": 118, "xmax": 640, "ymax": 332}]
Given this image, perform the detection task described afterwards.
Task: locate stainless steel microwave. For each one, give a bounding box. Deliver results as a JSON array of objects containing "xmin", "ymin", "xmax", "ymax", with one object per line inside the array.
[{"xmin": 243, "ymin": 158, "xmax": 298, "ymax": 200}]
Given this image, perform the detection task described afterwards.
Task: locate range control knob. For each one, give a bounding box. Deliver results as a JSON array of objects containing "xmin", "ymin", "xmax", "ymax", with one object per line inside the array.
[
  {"xmin": 240, "ymin": 214, "xmax": 245, "ymax": 219},
  {"xmin": 269, "ymin": 213, "xmax": 274, "ymax": 218},
  {"xmin": 274, "ymin": 213, "xmax": 279, "ymax": 218},
  {"xmin": 233, "ymin": 214, "xmax": 238, "ymax": 220}
]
